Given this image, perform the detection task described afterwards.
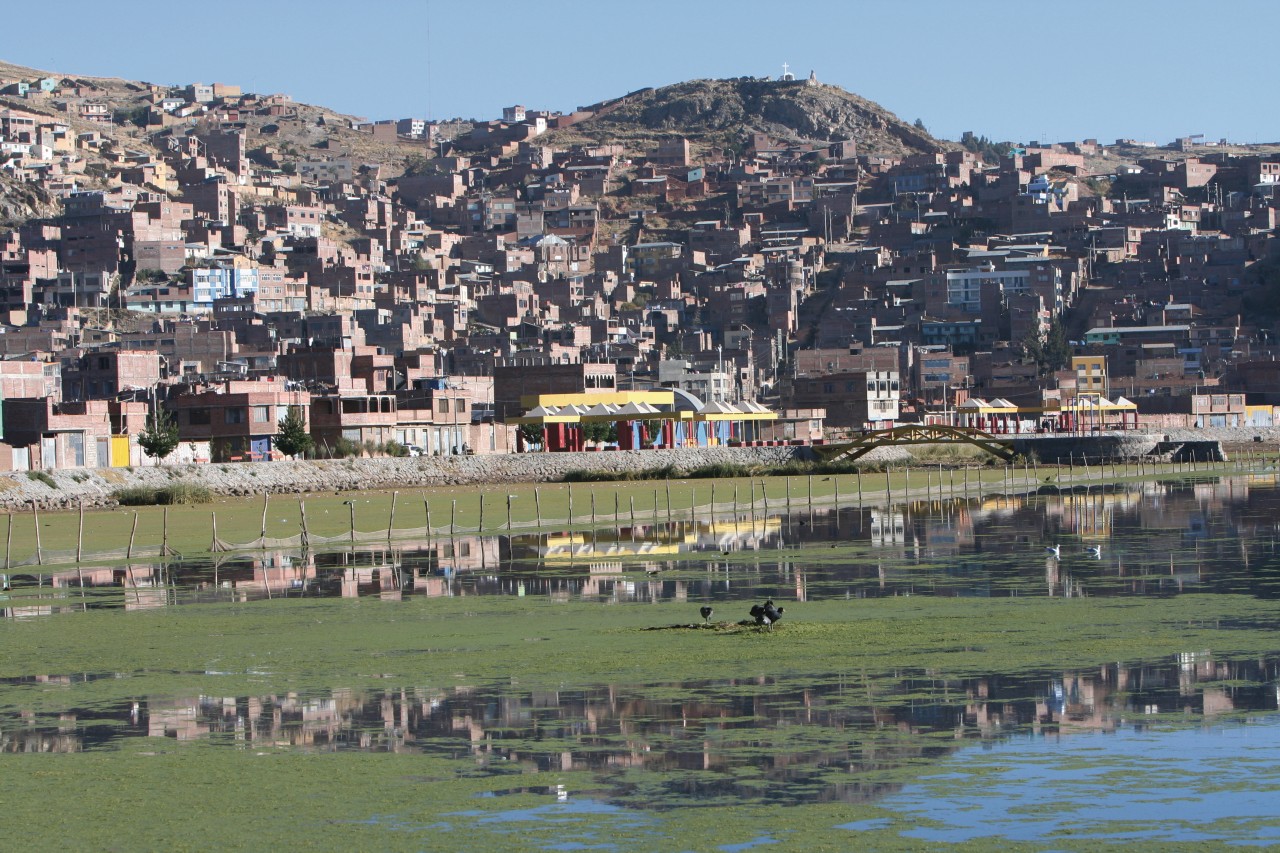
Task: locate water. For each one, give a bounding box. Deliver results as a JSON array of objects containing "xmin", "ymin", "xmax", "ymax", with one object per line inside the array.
[
  {"xmin": 8, "ymin": 472, "xmax": 1280, "ymax": 844},
  {"xmin": 9, "ymin": 473, "xmax": 1280, "ymax": 612}
]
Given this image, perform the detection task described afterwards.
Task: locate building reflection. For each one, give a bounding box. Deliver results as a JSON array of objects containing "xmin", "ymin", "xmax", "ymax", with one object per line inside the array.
[{"xmin": 5, "ymin": 651, "xmax": 1278, "ymax": 806}]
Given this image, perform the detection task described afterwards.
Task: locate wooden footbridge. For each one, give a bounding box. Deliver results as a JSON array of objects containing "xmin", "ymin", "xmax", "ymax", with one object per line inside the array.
[{"xmin": 812, "ymin": 424, "xmax": 1017, "ymax": 463}]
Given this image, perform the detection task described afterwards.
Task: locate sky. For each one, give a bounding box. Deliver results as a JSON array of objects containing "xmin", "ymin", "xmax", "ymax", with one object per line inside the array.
[{"xmin": 5, "ymin": 0, "xmax": 1277, "ymax": 146}]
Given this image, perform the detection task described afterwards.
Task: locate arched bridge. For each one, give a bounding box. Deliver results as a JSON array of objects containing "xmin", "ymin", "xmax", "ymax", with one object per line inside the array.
[{"xmin": 812, "ymin": 425, "xmax": 1017, "ymax": 463}]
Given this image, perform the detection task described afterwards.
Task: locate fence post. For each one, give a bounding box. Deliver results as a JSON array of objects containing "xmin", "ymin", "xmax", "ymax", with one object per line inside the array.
[
  {"xmin": 299, "ymin": 500, "xmax": 309, "ymax": 549},
  {"xmin": 388, "ymin": 490, "xmax": 398, "ymax": 546},
  {"xmin": 33, "ymin": 503, "xmax": 41, "ymax": 566},
  {"xmin": 76, "ymin": 500, "xmax": 84, "ymax": 562}
]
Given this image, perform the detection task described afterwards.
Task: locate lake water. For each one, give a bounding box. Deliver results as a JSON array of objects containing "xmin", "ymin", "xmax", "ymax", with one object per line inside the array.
[{"xmin": 6, "ymin": 471, "xmax": 1280, "ymax": 845}]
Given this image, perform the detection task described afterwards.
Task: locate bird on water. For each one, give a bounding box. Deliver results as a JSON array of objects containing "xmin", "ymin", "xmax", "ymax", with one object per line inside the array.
[{"xmin": 1045, "ymin": 545, "xmax": 1061, "ymax": 559}]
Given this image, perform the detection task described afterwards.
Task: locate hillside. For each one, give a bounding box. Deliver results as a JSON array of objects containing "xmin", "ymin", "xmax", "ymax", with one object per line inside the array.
[
  {"xmin": 0, "ymin": 59, "xmax": 458, "ymax": 185},
  {"xmin": 543, "ymin": 76, "xmax": 946, "ymax": 157}
]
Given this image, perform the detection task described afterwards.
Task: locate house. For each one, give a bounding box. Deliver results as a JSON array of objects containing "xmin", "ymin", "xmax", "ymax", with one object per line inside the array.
[
  {"xmin": 785, "ymin": 369, "xmax": 900, "ymax": 429},
  {"xmin": 167, "ymin": 381, "xmax": 311, "ymax": 462}
]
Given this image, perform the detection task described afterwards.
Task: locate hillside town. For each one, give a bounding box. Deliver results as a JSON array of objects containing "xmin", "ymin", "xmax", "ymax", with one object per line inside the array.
[{"xmin": 1, "ymin": 64, "xmax": 1279, "ymax": 469}]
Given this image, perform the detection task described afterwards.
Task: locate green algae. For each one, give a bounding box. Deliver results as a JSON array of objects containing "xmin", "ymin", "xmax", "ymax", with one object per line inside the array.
[{"xmin": 6, "ymin": 520, "xmax": 1280, "ymax": 850}]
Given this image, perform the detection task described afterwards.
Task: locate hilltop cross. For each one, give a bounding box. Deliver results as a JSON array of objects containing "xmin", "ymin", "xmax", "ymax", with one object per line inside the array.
[{"xmin": 781, "ymin": 62, "xmax": 791, "ymax": 80}]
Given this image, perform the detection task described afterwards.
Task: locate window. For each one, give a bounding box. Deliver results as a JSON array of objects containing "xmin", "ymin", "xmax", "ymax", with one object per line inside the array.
[
  {"xmin": 456, "ymin": 399, "xmax": 467, "ymax": 412},
  {"xmin": 188, "ymin": 408, "xmax": 211, "ymax": 425},
  {"xmin": 225, "ymin": 407, "xmax": 247, "ymax": 425},
  {"xmin": 253, "ymin": 405, "xmax": 272, "ymax": 423},
  {"xmin": 438, "ymin": 399, "xmax": 450, "ymax": 413}
]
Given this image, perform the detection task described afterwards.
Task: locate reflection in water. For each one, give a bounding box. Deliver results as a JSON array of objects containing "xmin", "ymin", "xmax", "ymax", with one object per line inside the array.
[
  {"xmin": 9, "ymin": 472, "xmax": 1280, "ymax": 614},
  {"xmin": 5, "ymin": 652, "xmax": 1279, "ymax": 810}
]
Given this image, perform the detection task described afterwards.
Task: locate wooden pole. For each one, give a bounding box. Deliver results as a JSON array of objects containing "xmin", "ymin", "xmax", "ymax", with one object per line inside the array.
[
  {"xmin": 857, "ymin": 470, "xmax": 863, "ymax": 504},
  {"xmin": 590, "ymin": 490, "xmax": 596, "ymax": 526},
  {"xmin": 260, "ymin": 493, "xmax": 270, "ymax": 543},
  {"xmin": 450, "ymin": 499, "xmax": 456, "ymax": 536},
  {"xmin": 161, "ymin": 507, "xmax": 168, "ymax": 556},
  {"xmin": 299, "ymin": 500, "xmax": 309, "ymax": 549},
  {"xmin": 534, "ymin": 487, "xmax": 542, "ymax": 528},
  {"xmin": 76, "ymin": 500, "xmax": 84, "ymax": 562},
  {"xmin": 211, "ymin": 511, "xmax": 218, "ymax": 552},
  {"xmin": 478, "ymin": 493, "xmax": 485, "ymax": 533},
  {"xmin": 506, "ymin": 493, "xmax": 513, "ymax": 531},
  {"xmin": 33, "ymin": 503, "xmax": 42, "ymax": 566},
  {"xmin": 4, "ymin": 512, "xmax": 11, "ymax": 571},
  {"xmin": 388, "ymin": 490, "xmax": 398, "ymax": 545},
  {"xmin": 348, "ymin": 501, "xmax": 355, "ymax": 545},
  {"xmin": 665, "ymin": 478, "xmax": 672, "ymax": 524},
  {"xmin": 568, "ymin": 484, "xmax": 574, "ymax": 525},
  {"xmin": 629, "ymin": 495, "xmax": 636, "ymax": 525},
  {"xmin": 808, "ymin": 474, "xmax": 813, "ymax": 512}
]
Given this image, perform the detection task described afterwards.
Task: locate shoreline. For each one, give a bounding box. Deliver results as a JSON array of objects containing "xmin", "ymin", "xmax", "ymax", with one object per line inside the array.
[{"xmin": 3, "ymin": 427, "xmax": 1274, "ymax": 511}]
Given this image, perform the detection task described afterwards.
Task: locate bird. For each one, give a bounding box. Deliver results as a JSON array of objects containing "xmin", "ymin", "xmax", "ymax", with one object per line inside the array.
[
  {"xmin": 700, "ymin": 605, "xmax": 714, "ymax": 624},
  {"xmin": 1084, "ymin": 545, "xmax": 1102, "ymax": 559},
  {"xmin": 763, "ymin": 599, "xmax": 784, "ymax": 627},
  {"xmin": 750, "ymin": 600, "xmax": 784, "ymax": 631},
  {"xmin": 1045, "ymin": 545, "xmax": 1061, "ymax": 559}
]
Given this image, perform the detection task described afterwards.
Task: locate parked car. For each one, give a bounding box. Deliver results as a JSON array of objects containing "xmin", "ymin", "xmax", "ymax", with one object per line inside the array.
[{"xmin": 405, "ymin": 444, "xmax": 425, "ymax": 457}]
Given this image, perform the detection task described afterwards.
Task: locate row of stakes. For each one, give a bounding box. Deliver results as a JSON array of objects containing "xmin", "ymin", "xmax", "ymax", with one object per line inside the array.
[{"xmin": 1, "ymin": 450, "xmax": 1264, "ymax": 571}]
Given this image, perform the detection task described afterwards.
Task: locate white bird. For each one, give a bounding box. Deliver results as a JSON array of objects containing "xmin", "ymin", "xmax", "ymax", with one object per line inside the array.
[
  {"xmin": 1045, "ymin": 545, "xmax": 1061, "ymax": 559},
  {"xmin": 1084, "ymin": 546, "xmax": 1102, "ymax": 559}
]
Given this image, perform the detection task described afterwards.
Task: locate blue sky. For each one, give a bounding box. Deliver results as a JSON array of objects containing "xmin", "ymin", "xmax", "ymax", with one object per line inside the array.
[{"xmin": 5, "ymin": 0, "xmax": 1276, "ymax": 145}]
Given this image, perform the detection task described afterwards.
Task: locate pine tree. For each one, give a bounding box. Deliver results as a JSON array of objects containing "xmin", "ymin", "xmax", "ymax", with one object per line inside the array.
[
  {"xmin": 275, "ymin": 406, "xmax": 314, "ymax": 458},
  {"xmin": 137, "ymin": 409, "xmax": 180, "ymax": 461}
]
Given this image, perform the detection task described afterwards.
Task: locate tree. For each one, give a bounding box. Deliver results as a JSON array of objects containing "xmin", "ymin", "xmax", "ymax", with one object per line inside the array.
[
  {"xmin": 137, "ymin": 409, "xmax": 180, "ymax": 461},
  {"xmin": 275, "ymin": 406, "xmax": 314, "ymax": 458},
  {"xmin": 1042, "ymin": 316, "xmax": 1072, "ymax": 373}
]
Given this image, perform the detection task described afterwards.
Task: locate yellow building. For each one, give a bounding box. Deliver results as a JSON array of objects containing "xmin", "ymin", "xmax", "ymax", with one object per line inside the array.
[{"xmin": 1072, "ymin": 355, "xmax": 1108, "ymax": 397}]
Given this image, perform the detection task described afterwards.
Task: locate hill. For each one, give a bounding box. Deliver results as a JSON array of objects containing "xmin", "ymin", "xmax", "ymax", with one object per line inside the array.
[{"xmin": 543, "ymin": 76, "xmax": 946, "ymax": 157}]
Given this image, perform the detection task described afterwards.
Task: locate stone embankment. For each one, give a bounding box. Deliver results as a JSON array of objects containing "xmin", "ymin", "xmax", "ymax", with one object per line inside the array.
[
  {"xmin": 1, "ymin": 427, "xmax": 1273, "ymax": 511},
  {"xmin": 0, "ymin": 446, "xmax": 813, "ymax": 510}
]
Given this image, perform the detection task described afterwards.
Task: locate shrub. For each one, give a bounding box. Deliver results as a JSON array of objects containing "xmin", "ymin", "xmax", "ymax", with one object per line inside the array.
[
  {"xmin": 384, "ymin": 440, "xmax": 409, "ymax": 457},
  {"xmin": 113, "ymin": 481, "xmax": 213, "ymax": 506},
  {"xmin": 26, "ymin": 471, "xmax": 57, "ymax": 488},
  {"xmin": 114, "ymin": 485, "xmax": 160, "ymax": 506}
]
